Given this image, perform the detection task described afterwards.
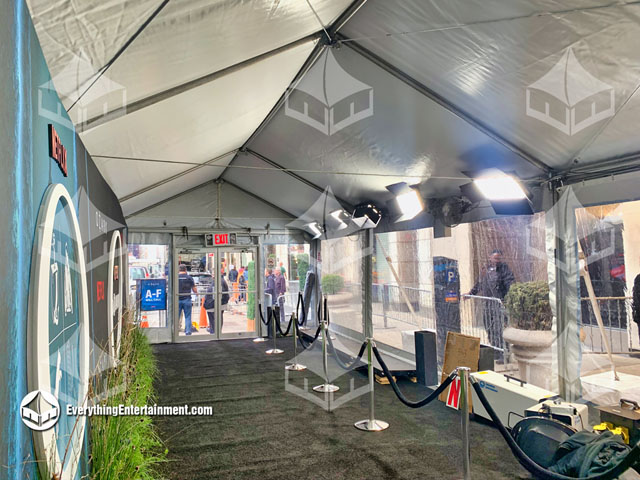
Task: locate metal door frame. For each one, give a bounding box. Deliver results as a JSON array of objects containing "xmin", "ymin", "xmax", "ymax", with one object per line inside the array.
[{"xmin": 173, "ymin": 245, "xmax": 258, "ymax": 342}]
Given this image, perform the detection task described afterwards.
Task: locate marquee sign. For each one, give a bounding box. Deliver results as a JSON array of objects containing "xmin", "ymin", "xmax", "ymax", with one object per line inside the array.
[
  {"xmin": 108, "ymin": 230, "xmax": 123, "ymax": 359},
  {"xmin": 27, "ymin": 183, "xmax": 89, "ymax": 480},
  {"xmin": 48, "ymin": 124, "xmax": 68, "ymax": 177}
]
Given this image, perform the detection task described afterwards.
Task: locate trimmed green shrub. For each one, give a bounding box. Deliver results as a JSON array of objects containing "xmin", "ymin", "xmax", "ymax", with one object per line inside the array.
[
  {"xmin": 321, "ymin": 274, "xmax": 345, "ymax": 295},
  {"xmin": 503, "ymin": 281, "xmax": 552, "ymax": 331},
  {"xmin": 296, "ymin": 253, "xmax": 309, "ymax": 291},
  {"xmin": 247, "ymin": 260, "xmax": 255, "ymax": 320}
]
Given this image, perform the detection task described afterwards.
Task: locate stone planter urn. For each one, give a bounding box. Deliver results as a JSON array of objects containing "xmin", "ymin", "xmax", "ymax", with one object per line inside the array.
[
  {"xmin": 503, "ymin": 327, "xmax": 553, "ymax": 391},
  {"xmin": 503, "ymin": 281, "xmax": 554, "ymax": 391}
]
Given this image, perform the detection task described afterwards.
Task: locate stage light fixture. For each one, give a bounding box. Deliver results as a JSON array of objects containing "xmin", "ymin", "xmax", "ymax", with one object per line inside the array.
[
  {"xmin": 329, "ymin": 209, "xmax": 350, "ymax": 230},
  {"xmin": 459, "ymin": 169, "xmax": 533, "ymax": 215},
  {"xmin": 385, "ymin": 182, "xmax": 424, "ymax": 222},
  {"xmin": 305, "ymin": 222, "xmax": 323, "ymax": 239},
  {"xmin": 352, "ymin": 204, "xmax": 382, "ymax": 229},
  {"xmin": 473, "ymin": 170, "xmax": 527, "ymax": 201}
]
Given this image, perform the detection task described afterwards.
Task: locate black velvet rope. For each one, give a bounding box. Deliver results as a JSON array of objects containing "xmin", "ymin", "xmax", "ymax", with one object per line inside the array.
[
  {"xmin": 275, "ymin": 312, "xmax": 294, "ymax": 337},
  {"xmin": 372, "ymin": 346, "xmax": 457, "ymax": 409},
  {"xmin": 471, "ymin": 381, "xmax": 640, "ymax": 480},
  {"xmin": 258, "ymin": 305, "xmax": 271, "ymax": 326},
  {"xmin": 296, "ymin": 293, "xmax": 306, "ymax": 327},
  {"xmin": 297, "ymin": 324, "xmax": 322, "ymax": 350},
  {"xmin": 327, "ymin": 335, "xmax": 367, "ymax": 370}
]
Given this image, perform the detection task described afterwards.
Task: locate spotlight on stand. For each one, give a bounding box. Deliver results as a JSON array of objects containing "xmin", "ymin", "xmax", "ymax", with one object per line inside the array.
[
  {"xmin": 305, "ymin": 222, "xmax": 323, "ymax": 239},
  {"xmin": 460, "ymin": 169, "xmax": 533, "ymax": 216},
  {"xmin": 352, "ymin": 204, "xmax": 382, "ymax": 229},
  {"xmin": 386, "ymin": 182, "xmax": 424, "ymax": 222},
  {"xmin": 328, "ymin": 209, "xmax": 350, "ymax": 231}
]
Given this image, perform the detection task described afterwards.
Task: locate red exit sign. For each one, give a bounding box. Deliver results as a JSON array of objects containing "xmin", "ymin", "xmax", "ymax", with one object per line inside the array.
[
  {"xmin": 205, "ymin": 233, "xmax": 237, "ymax": 247},
  {"xmin": 48, "ymin": 124, "xmax": 68, "ymax": 177},
  {"xmin": 214, "ymin": 233, "xmax": 229, "ymax": 245}
]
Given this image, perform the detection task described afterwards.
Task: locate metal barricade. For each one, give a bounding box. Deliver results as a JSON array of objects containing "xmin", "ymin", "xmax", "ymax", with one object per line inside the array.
[
  {"xmin": 460, "ymin": 294, "xmax": 507, "ymax": 353},
  {"xmin": 581, "ymin": 296, "xmax": 632, "ymax": 354}
]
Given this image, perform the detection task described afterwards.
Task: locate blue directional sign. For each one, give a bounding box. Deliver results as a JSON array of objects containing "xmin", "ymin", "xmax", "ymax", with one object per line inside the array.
[{"xmin": 140, "ymin": 279, "xmax": 167, "ymax": 311}]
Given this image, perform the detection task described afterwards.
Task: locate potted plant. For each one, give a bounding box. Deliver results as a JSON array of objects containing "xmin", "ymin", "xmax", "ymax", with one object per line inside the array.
[{"xmin": 502, "ymin": 281, "xmax": 554, "ymax": 390}]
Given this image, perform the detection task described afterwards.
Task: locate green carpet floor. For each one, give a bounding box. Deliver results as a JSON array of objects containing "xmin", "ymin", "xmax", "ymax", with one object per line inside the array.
[{"xmin": 152, "ymin": 337, "xmax": 530, "ymax": 480}]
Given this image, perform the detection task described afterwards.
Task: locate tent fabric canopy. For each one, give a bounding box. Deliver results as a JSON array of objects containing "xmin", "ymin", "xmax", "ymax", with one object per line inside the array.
[{"xmin": 26, "ymin": 0, "xmax": 640, "ymax": 229}]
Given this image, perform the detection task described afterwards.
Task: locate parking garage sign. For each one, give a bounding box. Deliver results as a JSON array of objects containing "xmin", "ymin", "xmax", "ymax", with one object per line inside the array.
[{"xmin": 140, "ymin": 279, "xmax": 167, "ymax": 311}]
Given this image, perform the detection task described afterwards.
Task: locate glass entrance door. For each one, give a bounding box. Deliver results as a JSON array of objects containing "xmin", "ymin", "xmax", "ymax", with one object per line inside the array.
[
  {"xmin": 218, "ymin": 248, "xmax": 257, "ymax": 339},
  {"xmin": 174, "ymin": 247, "xmax": 257, "ymax": 341}
]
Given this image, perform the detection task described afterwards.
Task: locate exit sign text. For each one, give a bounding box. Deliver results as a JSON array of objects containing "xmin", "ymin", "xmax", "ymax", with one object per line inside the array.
[{"xmin": 214, "ymin": 234, "xmax": 229, "ymax": 245}]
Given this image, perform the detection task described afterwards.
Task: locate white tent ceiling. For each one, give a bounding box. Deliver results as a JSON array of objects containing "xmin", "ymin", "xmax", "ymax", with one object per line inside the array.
[{"xmin": 26, "ymin": 0, "xmax": 640, "ymax": 229}]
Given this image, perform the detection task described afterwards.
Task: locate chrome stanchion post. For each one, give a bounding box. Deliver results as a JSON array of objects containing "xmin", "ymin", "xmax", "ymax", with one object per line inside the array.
[
  {"xmin": 285, "ymin": 314, "xmax": 306, "ymax": 371},
  {"xmin": 458, "ymin": 367, "xmax": 471, "ymax": 480},
  {"xmin": 313, "ymin": 318, "xmax": 339, "ymax": 392},
  {"xmin": 266, "ymin": 306, "xmax": 283, "ymax": 355},
  {"xmin": 355, "ymin": 338, "xmax": 389, "ymax": 431}
]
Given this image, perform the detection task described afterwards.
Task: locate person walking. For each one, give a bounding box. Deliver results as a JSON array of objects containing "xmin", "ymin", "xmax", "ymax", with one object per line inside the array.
[
  {"xmin": 465, "ymin": 249, "xmax": 515, "ymax": 359},
  {"xmin": 238, "ymin": 267, "xmax": 247, "ymax": 302},
  {"xmin": 178, "ymin": 264, "xmax": 198, "ymax": 335},
  {"xmin": 265, "ymin": 268, "xmax": 276, "ymax": 336},
  {"xmin": 274, "ymin": 268, "xmax": 287, "ymax": 326}
]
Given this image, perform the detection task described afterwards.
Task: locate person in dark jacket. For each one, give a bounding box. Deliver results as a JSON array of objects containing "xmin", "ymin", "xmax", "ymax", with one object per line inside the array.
[
  {"xmin": 264, "ymin": 268, "xmax": 276, "ymax": 336},
  {"xmin": 468, "ymin": 250, "xmax": 515, "ymax": 300},
  {"xmin": 633, "ymin": 273, "xmax": 640, "ymax": 344},
  {"xmin": 274, "ymin": 268, "xmax": 287, "ymax": 325},
  {"xmin": 465, "ymin": 250, "xmax": 515, "ymax": 360}
]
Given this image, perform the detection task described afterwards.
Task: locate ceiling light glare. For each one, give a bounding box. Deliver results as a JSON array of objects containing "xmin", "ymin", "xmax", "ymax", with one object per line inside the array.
[
  {"xmin": 352, "ymin": 204, "xmax": 382, "ymax": 229},
  {"xmin": 396, "ymin": 190, "xmax": 424, "ymax": 221},
  {"xmin": 305, "ymin": 222, "xmax": 322, "ymax": 239},
  {"xmin": 329, "ymin": 210, "xmax": 349, "ymax": 230},
  {"xmin": 473, "ymin": 172, "xmax": 527, "ymax": 201}
]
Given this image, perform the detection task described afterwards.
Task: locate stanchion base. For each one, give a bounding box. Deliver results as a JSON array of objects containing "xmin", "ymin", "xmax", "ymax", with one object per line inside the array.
[
  {"xmin": 313, "ymin": 384, "xmax": 339, "ymax": 393},
  {"xmin": 285, "ymin": 363, "xmax": 307, "ymax": 371},
  {"xmin": 354, "ymin": 419, "xmax": 389, "ymax": 432},
  {"xmin": 253, "ymin": 337, "xmax": 268, "ymax": 343},
  {"xmin": 266, "ymin": 348, "xmax": 284, "ymax": 355}
]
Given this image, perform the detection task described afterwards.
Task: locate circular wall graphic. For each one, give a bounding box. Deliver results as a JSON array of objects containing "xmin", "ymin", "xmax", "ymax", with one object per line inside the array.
[
  {"xmin": 108, "ymin": 229, "xmax": 123, "ymax": 359},
  {"xmin": 27, "ymin": 183, "xmax": 90, "ymax": 480}
]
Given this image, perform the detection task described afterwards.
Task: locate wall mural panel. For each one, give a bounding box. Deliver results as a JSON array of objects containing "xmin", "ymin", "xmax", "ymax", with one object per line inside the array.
[{"xmin": 1, "ymin": 2, "xmax": 128, "ymax": 478}]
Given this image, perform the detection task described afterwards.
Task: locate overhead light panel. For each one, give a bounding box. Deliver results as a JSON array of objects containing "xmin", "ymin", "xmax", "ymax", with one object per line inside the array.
[
  {"xmin": 460, "ymin": 169, "xmax": 533, "ymax": 216},
  {"xmin": 473, "ymin": 170, "xmax": 527, "ymax": 201},
  {"xmin": 386, "ymin": 182, "xmax": 424, "ymax": 222},
  {"xmin": 352, "ymin": 204, "xmax": 381, "ymax": 229},
  {"xmin": 329, "ymin": 209, "xmax": 350, "ymax": 230},
  {"xmin": 305, "ymin": 222, "xmax": 323, "ymax": 239}
]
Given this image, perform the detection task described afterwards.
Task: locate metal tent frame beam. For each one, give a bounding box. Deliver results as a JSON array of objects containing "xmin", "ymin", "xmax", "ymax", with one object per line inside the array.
[
  {"xmin": 78, "ymin": 33, "xmax": 321, "ymax": 133},
  {"xmin": 338, "ymin": 34, "xmax": 552, "ymax": 176},
  {"xmin": 125, "ymin": 178, "xmax": 298, "ymax": 221},
  {"xmin": 243, "ymin": 149, "xmax": 354, "ymax": 210},
  {"xmin": 118, "ymin": 149, "xmax": 238, "ymax": 203},
  {"xmin": 217, "ymin": 0, "xmax": 369, "ymax": 180}
]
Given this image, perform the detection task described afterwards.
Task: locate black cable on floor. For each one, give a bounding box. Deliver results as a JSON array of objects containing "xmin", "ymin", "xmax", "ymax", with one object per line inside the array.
[
  {"xmin": 471, "ymin": 381, "xmax": 640, "ymax": 480},
  {"xmin": 372, "ymin": 346, "xmax": 456, "ymax": 409}
]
